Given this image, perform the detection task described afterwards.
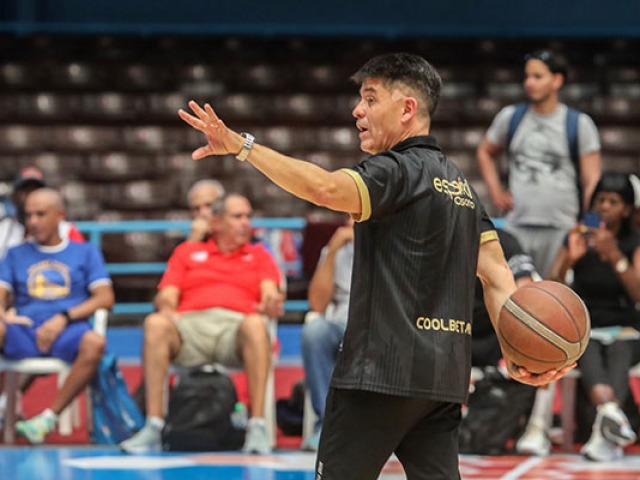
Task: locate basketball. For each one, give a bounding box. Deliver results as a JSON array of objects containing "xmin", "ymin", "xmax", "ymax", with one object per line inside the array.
[{"xmin": 497, "ymin": 280, "xmax": 590, "ymax": 374}]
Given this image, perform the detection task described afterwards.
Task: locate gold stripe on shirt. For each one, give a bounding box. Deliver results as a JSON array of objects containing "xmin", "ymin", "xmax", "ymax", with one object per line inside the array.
[
  {"xmin": 340, "ymin": 168, "xmax": 372, "ymax": 222},
  {"xmin": 480, "ymin": 230, "xmax": 499, "ymax": 244}
]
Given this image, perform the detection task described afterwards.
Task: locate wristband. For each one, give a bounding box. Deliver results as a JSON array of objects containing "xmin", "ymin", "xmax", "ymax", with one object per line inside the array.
[{"xmin": 61, "ymin": 310, "xmax": 72, "ymax": 324}]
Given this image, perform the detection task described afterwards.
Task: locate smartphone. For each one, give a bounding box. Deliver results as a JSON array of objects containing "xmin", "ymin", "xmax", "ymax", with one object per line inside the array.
[{"xmin": 583, "ymin": 212, "xmax": 601, "ymax": 229}]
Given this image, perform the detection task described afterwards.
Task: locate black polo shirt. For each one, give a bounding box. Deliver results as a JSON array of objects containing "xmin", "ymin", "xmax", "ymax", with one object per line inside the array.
[{"xmin": 334, "ymin": 135, "xmax": 497, "ymax": 404}]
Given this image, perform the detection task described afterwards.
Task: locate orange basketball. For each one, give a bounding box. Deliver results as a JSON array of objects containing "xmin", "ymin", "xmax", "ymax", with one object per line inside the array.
[{"xmin": 497, "ymin": 280, "xmax": 590, "ymax": 374}]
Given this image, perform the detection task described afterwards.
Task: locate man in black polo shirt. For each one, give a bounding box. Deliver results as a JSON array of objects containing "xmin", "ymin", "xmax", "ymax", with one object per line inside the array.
[{"xmin": 179, "ymin": 53, "xmax": 574, "ymax": 479}]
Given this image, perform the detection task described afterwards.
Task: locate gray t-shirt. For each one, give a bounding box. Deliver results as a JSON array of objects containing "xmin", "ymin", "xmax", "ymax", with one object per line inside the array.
[
  {"xmin": 317, "ymin": 240, "xmax": 353, "ymax": 327},
  {"xmin": 487, "ymin": 103, "xmax": 600, "ymax": 228}
]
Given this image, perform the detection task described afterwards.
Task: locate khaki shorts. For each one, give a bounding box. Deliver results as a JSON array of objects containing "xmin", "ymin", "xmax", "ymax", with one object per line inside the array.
[{"xmin": 173, "ymin": 307, "xmax": 261, "ymax": 368}]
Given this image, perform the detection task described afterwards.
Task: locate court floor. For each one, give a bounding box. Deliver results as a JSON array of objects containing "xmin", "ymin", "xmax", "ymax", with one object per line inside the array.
[{"xmin": 2, "ymin": 447, "xmax": 640, "ymax": 480}]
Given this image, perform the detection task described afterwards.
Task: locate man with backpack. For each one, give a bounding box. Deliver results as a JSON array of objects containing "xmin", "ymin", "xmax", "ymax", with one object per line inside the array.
[
  {"xmin": 477, "ymin": 49, "xmax": 601, "ymax": 279},
  {"xmin": 477, "ymin": 49, "xmax": 602, "ymax": 456}
]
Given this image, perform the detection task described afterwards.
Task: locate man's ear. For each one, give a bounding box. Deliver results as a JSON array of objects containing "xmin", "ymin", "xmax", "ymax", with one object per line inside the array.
[
  {"xmin": 553, "ymin": 73, "xmax": 565, "ymax": 91},
  {"xmin": 402, "ymin": 97, "xmax": 418, "ymax": 124}
]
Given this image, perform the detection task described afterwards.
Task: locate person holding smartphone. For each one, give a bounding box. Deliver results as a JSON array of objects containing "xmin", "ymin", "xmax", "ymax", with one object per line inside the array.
[{"xmin": 548, "ymin": 171, "xmax": 640, "ymax": 461}]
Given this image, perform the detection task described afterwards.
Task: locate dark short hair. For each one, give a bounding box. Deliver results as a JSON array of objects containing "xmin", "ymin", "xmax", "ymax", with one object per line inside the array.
[
  {"xmin": 351, "ymin": 53, "xmax": 442, "ymax": 119},
  {"xmin": 524, "ymin": 50, "xmax": 569, "ymax": 80},
  {"xmin": 590, "ymin": 171, "xmax": 636, "ymax": 235},
  {"xmin": 592, "ymin": 171, "xmax": 636, "ymax": 207}
]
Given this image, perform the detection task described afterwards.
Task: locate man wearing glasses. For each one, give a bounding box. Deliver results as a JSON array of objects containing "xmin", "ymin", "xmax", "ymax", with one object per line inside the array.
[{"xmin": 477, "ymin": 50, "xmax": 602, "ymax": 456}]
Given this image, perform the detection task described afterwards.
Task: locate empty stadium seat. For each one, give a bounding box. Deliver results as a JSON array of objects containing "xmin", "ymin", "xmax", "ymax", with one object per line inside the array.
[
  {"xmin": 79, "ymin": 92, "xmax": 144, "ymax": 119},
  {"xmin": 48, "ymin": 62, "xmax": 105, "ymax": 90},
  {"xmin": 0, "ymin": 62, "xmax": 39, "ymax": 89},
  {"xmin": 52, "ymin": 126, "xmax": 122, "ymax": 151},
  {"xmin": 0, "ymin": 126, "xmax": 46, "ymax": 152},
  {"xmin": 100, "ymin": 179, "xmax": 178, "ymax": 210},
  {"xmin": 599, "ymin": 127, "xmax": 640, "ymax": 153},
  {"xmin": 81, "ymin": 153, "xmax": 165, "ymax": 181},
  {"xmin": 17, "ymin": 93, "xmax": 78, "ymax": 120}
]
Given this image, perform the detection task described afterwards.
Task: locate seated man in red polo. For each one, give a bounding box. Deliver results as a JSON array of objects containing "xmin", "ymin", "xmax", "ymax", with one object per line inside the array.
[{"xmin": 120, "ymin": 193, "xmax": 283, "ymax": 455}]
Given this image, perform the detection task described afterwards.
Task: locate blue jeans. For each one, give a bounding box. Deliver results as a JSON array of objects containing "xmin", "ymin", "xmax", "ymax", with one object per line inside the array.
[{"xmin": 301, "ymin": 317, "xmax": 346, "ymax": 429}]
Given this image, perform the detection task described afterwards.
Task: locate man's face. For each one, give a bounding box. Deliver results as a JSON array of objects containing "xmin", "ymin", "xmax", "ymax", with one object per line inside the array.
[
  {"xmin": 25, "ymin": 193, "xmax": 63, "ymax": 246},
  {"xmin": 214, "ymin": 196, "xmax": 253, "ymax": 249},
  {"xmin": 189, "ymin": 185, "xmax": 222, "ymax": 221},
  {"xmin": 523, "ymin": 59, "xmax": 562, "ymax": 104},
  {"xmin": 352, "ymin": 78, "xmax": 408, "ymax": 154}
]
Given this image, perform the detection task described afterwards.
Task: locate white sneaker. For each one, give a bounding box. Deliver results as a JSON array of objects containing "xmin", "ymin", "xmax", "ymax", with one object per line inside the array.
[
  {"xmin": 15, "ymin": 412, "xmax": 56, "ymax": 445},
  {"xmin": 119, "ymin": 423, "xmax": 162, "ymax": 454},
  {"xmin": 581, "ymin": 418, "xmax": 623, "ymax": 462},
  {"xmin": 242, "ymin": 422, "xmax": 271, "ymax": 455},
  {"xmin": 515, "ymin": 425, "xmax": 551, "ymax": 456},
  {"xmin": 599, "ymin": 402, "xmax": 637, "ymax": 447}
]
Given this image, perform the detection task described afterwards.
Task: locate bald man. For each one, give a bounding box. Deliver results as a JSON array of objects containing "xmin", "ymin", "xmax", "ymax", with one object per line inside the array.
[{"xmin": 0, "ymin": 188, "xmax": 114, "ymax": 445}]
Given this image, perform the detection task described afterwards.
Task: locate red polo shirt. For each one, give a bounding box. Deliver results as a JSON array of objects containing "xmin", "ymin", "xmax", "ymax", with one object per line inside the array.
[{"xmin": 158, "ymin": 239, "xmax": 281, "ymax": 314}]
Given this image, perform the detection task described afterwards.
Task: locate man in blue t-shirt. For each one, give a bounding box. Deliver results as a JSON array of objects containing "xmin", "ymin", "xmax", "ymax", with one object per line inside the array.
[{"xmin": 0, "ymin": 188, "xmax": 114, "ymax": 445}]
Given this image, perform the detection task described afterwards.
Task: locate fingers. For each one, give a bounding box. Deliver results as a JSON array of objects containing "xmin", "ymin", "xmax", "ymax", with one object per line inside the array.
[
  {"xmin": 192, "ymin": 145, "xmax": 213, "ymax": 160},
  {"xmin": 10, "ymin": 315, "xmax": 34, "ymax": 327},
  {"xmin": 181, "ymin": 101, "xmax": 219, "ymax": 127},
  {"xmin": 3, "ymin": 313, "xmax": 34, "ymax": 327},
  {"xmin": 204, "ymin": 103, "xmax": 220, "ymax": 123},
  {"xmin": 189, "ymin": 100, "xmax": 208, "ymax": 119},
  {"xmin": 178, "ymin": 108, "xmax": 205, "ymax": 131}
]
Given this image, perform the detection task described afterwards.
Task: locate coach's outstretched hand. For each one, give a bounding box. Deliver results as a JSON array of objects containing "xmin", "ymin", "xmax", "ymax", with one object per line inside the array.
[
  {"xmin": 178, "ymin": 101, "xmax": 244, "ymax": 160},
  {"xmin": 506, "ymin": 360, "xmax": 576, "ymax": 387}
]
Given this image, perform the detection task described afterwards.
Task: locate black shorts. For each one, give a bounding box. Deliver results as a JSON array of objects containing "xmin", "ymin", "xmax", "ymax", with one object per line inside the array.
[
  {"xmin": 579, "ymin": 338, "xmax": 640, "ymax": 400},
  {"xmin": 315, "ymin": 387, "xmax": 461, "ymax": 480}
]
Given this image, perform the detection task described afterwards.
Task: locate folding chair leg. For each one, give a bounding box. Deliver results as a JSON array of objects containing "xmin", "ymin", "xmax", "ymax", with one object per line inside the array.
[
  {"xmin": 56, "ymin": 370, "xmax": 74, "ymax": 435},
  {"xmin": 264, "ymin": 366, "xmax": 276, "ymax": 447},
  {"xmin": 3, "ymin": 371, "xmax": 19, "ymax": 444},
  {"xmin": 302, "ymin": 388, "xmax": 317, "ymax": 441}
]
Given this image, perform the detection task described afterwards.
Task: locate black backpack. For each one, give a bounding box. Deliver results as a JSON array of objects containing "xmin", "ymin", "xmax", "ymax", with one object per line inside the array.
[
  {"xmin": 459, "ymin": 367, "xmax": 536, "ymax": 455},
  {"xmin": 162, "ymin": 368, "xmax": 245, "ymax": 451}
]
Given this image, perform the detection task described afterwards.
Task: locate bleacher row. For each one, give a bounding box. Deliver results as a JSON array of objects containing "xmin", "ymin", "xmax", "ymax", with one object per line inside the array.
[{"xmin": 1, "ymin": 34, "xmax": 640, "ymax": 319}]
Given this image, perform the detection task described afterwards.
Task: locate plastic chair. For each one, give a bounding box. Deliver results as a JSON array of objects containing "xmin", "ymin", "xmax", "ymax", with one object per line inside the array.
[{"xmin": 0, "ymin": 309, "xmax": 109, "ymax": 444}]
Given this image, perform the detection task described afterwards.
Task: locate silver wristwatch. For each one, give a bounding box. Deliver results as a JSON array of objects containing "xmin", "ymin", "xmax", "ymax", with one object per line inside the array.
[{"xmin": 235, "ymin": 132, "xmax": 255, "ymax": 161}]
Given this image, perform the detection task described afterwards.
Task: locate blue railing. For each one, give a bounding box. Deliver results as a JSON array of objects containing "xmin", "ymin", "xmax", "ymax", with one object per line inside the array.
[{"xmin": 75, "ymin": 218, "xmax": 310, "ymax": 316}]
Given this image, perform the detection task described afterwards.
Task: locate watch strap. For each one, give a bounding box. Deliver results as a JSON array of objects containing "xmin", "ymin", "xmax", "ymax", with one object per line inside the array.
[
  {"xmin": 61, "ymin": 310, "xmax": 72, "ymax": 324},
  {"xmin": 236, "ymin": 132, "xmax": 255, "ymax": 161}
]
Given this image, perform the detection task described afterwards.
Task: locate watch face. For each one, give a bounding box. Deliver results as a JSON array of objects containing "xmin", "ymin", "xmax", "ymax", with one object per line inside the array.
[{"xmin": 616, "ymin": 258, "xmax": 629, "ymax": 273}]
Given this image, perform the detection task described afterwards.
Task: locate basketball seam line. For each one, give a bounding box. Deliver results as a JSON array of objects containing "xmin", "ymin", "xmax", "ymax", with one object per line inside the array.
[
  {"xmin": 503, "ymin": 299, "xmax": 581, "ymax": 362},
  {"xmin": 527, "ymin": 284, "xmax": 582, "ymax": 332}
]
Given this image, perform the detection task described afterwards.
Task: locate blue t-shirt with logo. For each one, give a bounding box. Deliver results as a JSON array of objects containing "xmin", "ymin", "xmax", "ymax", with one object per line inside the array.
[{"xmin": 0, "ymin": 240, "xmax": 111, "ymax": 326}]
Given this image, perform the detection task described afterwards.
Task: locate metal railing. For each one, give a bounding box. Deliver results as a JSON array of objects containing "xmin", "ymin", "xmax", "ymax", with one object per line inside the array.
[{"xmin": 75, "ymin": 218, "xmax": 310, "ymax": 316}]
